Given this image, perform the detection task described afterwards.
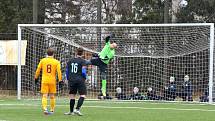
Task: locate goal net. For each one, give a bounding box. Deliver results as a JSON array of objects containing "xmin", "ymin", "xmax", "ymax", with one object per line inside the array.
[{"xmin": 18, "ymin": 24, "xmax": 214, "ymax": 103}]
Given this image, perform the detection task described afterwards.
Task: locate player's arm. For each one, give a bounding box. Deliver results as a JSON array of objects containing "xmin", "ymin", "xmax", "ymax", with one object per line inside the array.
[
  {"xmin": 173, "ymin": 84, "xmax": 176, "ymax": 91},
  {"xmin": 57, "ymin": 62, "xmax": 62, "ymax": 82},
  {"xmin": 84, "ymin": 59, "xmax": 91, "ymax": 65},
  {"xmin": 65, "ymin": 63, "xmax": 69, "ymax": 80},
  {"xmin": 82, "ymin": 67, "xmax": 87, "ymax": 79},
  {"xmin": 34, "ymin": 60, "xmax": 42, "ymax": 79}
]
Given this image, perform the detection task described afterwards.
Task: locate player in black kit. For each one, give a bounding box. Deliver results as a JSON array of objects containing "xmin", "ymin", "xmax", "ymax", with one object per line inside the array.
[{"xmin": 64, "ymin": 47, "xmax": 90, "ymax": 116}]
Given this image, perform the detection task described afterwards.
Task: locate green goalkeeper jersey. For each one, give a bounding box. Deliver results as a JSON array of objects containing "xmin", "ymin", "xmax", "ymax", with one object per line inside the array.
[{"xmin": 99, "ymin": 41, "xmax": 115, "ymax": 64}]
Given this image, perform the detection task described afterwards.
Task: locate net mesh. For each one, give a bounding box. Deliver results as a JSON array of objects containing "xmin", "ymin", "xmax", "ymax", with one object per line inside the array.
[{"xmin": 20, "ymin": 25, "xmax": 213, "ymax": 102}]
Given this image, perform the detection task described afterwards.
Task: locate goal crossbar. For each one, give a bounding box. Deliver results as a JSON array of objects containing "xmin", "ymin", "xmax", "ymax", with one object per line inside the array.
[{"xmin": 18, "ymin": 23, "xmax": 214, "ymax": 27}]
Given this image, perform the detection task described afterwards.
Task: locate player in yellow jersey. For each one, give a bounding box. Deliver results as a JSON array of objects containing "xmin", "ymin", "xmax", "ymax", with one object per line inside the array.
[{"xmin": 34, "ymin": 48, "xmax": 63, "ymax": 115}]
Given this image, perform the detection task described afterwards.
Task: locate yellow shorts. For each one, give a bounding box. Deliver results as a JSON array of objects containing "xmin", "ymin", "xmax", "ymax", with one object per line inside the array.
[{"xmin": 41, "ymin": 83, "xmax": 56, "ymax": 94}]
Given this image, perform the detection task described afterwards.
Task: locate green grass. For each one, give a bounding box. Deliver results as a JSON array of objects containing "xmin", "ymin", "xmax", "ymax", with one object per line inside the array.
[{"xmin": 0, "ymin": 99, "xmax": 215, "ymax": 121}]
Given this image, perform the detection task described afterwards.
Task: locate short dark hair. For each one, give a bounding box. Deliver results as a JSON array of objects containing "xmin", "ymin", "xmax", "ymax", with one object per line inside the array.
[
  {"xmin": 77, "ymin": 47, "xmax": 84, "ymax": 56},
  {"xmin": 47, "ymin": 48, "xmax": 55, "ymax": 56}
]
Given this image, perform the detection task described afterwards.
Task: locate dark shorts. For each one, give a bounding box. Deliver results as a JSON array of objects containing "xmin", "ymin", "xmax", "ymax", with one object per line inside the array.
[
  {"xmin": 69, "ymin": 79, "xmax": 87, "ymax": 95},
  {"xmin": 90, "ymin": 57, "xmax": 107, "ymax": 73}
]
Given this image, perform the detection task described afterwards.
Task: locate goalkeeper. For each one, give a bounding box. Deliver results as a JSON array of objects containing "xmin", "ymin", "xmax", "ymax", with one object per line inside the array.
[{"xmin": 90, "ymin": 35, "xmax": 117, "ymax": 97}]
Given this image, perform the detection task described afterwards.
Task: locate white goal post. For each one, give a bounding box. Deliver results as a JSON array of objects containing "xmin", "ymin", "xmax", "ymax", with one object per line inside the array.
[{"xmin": 18, "ymin": 23, "xmax": 214, "ymax": 104}]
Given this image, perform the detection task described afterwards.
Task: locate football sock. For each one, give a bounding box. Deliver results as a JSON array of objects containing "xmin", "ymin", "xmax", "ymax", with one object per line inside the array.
[
  {"xmin": 102, "ymin": 80, "xmax": 107, "ymax": 96},
  {"xmin": 76, "ymin": 97, "xmax": 85, "ymax": 110},
  {"xmin": 50, "ymin": 96, "xmax": 55, "ymax": 112},
  {"xmin": 42, "ymin": 96, "xmax": 47, "ymax": 111},
  {"xmin": 70, "ymin": 99, "xmax": 75, "ymax": 112}
]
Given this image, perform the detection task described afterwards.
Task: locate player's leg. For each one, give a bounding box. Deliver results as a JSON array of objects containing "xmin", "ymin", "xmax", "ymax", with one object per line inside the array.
[
  {"xmin": 65, "ymin": 82, "xmax": 77, "ymax": 115},
  {"xmin": 41, "ymin": 83, "xmax": 48, "ymax": 114},
  {"xmin": 42, "ymin": 93, "xmax": 48, "ymax": 113},
  {"xmin": 49, "ymin": 94, "xmax": 55, "ymax": 113},
  {"xmin": 74, "ymin": 95, "xmax": 85, "ymax": 116},
  {"xmin": 172, "ymin": 92, "xmax": 176, "ymax": 101},
  {"xmin": 100, "ymin": 65, "xmax": 107, "ymax": 97},
  {"xmin": 70, "ymin": 94, "xmax": 76, "ymax": 113},
  {"xmin": 74, "ymin": 81, "xmax": 86, "ymax": 116},
  {"xmin": 166, "ymin": 90, "xmax": 170, "ymax": 100},
  {"xmin": 49, "ymin": 84, "xmax": 57, "ymax": 113},
  {"xmin": 90, "ymin": 57, "xmax": 99, "ymax": 66},
  {"xmin": 182, "ymin": 92, "xmax": 187, "ymax": 101},
  {"xmin": 90, "ymin": 57, "xmax": 108, "ymax": 97},
  {"xmin": 76, "ymin": 95, "xmax": 85, "ymax": 110},
  {"xmin": 64, "ymin": 94, "xmax": 76, "ymax": 115},
  {"xmin": 188, "ymin": 92, "xmax": 193, "ymax": 101}
]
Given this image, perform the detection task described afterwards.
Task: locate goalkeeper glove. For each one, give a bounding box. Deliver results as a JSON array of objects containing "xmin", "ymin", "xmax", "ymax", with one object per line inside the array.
[
  {"xmin": 59, "ymin": 81, "xmax": 64, "ymax": 89},
  {"xmin": 92, "ymin": 53, "xmax": 99, "ymax": 57},
  {"xmin": 35, "ymin": 78, "xmax": 39, "ymax": 86},
  {"xmin": 105, "ymin": 36, "xmax": 110, "ymax": 43},
  {"xmin": 105, "ymin": 33, "xmax": 115, "ymax": 43}
]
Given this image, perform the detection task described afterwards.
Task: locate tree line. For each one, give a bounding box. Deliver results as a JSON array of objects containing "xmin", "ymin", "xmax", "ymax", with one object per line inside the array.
[{"xmin": 0, "ymin": 0, "xmax": 215, "ymax": 34}]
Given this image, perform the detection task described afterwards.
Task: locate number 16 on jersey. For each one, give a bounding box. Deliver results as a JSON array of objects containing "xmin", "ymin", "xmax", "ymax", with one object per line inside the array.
[{"xmin": 71, "ymin": 63, "xmax": 78, "ymax": 73}]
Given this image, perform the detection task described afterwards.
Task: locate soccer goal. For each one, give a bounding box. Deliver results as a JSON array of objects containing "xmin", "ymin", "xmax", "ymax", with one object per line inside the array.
[{"xmin": 18, "ymin": 23, "xmax": 214, "ymax": 103}]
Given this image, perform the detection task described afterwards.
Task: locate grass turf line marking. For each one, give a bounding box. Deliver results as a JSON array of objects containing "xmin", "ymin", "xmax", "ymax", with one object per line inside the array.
[
  {"xmin": 0, "ymin": 103, "xmax": 215, "ymax": 112},
  {"xmin": 85, "ymin": 105, "xmax": 215, "ymax": 112},
  {"xmin": 22, "ymin": 99, "xmax": 213, "ymax": 106}
]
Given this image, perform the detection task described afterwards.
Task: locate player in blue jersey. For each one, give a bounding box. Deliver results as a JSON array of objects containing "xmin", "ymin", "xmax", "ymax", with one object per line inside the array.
[
  {"xmin": 164, "ymin": 76, "xmax": 176, "ymax": 101},
  {"xmin": 182, "ymin": 75, "xmax": 193, "ymax": 101},
  {"xmin": 64, "ymin": 47, "xmax": 90, "ymax": 116}
]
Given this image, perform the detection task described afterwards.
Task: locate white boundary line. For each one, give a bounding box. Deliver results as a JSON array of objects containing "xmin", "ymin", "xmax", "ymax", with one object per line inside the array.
[
  {"xmin": 85, "ymin": 105, "xmax": 215, "ymax": 112},
  {"xmin": 6, "ymin": 99, "xmax": 214, "ymax": 106},
  {"xmin": 22, "ymin": 99, "xmax": 211, "ymax": 104},
  {"xmin": 0, "ymin": 104, "xmax": 215, "ymax": 112}
]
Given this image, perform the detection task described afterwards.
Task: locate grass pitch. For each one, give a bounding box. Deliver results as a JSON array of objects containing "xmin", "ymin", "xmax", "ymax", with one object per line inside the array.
[{"xmin": 0, "ymin": 99, "xmax": 215, "ymax": 121}]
